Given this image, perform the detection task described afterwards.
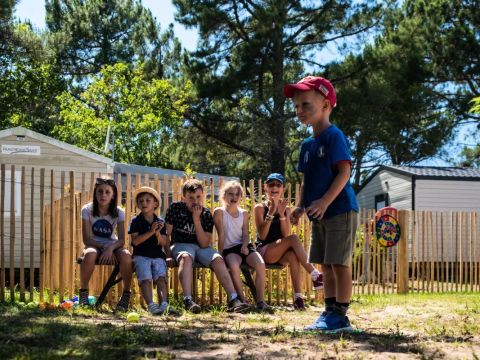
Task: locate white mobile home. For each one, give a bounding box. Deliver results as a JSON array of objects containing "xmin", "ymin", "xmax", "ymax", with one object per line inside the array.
[{"xmin": 356, "ymin": 165, "xmax": 480, "ymax": 211}]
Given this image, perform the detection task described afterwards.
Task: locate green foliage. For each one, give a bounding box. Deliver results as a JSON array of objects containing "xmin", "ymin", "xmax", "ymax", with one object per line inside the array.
[
  {"xmin": 173, "ymin": 0, "xmax": 385, "ymax": 178},
  {"xmin": 54, "ymin": 63, "xmax": 192, "ymax": 167},
  {"xmin": 0, "ymin": 10, "xmax": 66, "ymax": 133},
  {"xmin": 45, "ymin": 0, "xmax": 181, "ymax": 83}
]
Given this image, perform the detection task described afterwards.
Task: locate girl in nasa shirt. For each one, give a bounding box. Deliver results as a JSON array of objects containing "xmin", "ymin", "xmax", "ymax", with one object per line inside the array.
[{"xmin": 79, "ymin": 178, "xmax": 133, "ymax": 311}]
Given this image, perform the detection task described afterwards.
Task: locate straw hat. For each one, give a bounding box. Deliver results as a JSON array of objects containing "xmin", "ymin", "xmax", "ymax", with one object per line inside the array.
[{"xmin": 133, "ymin": 186, "xmax": 161, "ymax": 205}]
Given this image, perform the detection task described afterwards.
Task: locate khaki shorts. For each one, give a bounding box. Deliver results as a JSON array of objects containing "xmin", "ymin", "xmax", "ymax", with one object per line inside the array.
[{"xmin": 309, "ymin": 211, "xmax": 358, "ymax": 266}]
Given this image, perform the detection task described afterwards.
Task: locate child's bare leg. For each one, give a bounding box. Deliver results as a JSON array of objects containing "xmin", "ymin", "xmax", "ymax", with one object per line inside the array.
[
  {"xmin": 139, "ymin": 280, "xmax": 153, "ymax": 304},
  {"xmin": 323, "ymin": 264, "xmax": 336, "ymax": 299},
  {"xmin": 116, "ymin": 249, "xmax": 133, "ymax": 291},
  {"xmin": 280, "ymin": 250, "xmax": 301, "ymax": 293},
  {"xmin": 80, "ymin": 248, "xmax": 98, "ymax": 289},
  {"xmin": 246, "ymin": 252, "xmax": 266, "ymax": 303},
  {"xmin": 282, "ymin": 235, "xmax": 316, "ymax": 273},
  {"xmin": 156, "ymin": 276, "xmax": 168, "ymax": 304},
  {"xmin": 178, "ymin": 253, "xmax": 194, "ymax": 297},
  {"xmin": 332, "ymin": 264, "xmax": 351, "ymax": 302},
  {"xmin": 225, "ymin": 254, "xmax": 246, "ymax": 302},
  {"xmin": 211, "ymin": 257, "xmax": 236, "ymax": 295}
]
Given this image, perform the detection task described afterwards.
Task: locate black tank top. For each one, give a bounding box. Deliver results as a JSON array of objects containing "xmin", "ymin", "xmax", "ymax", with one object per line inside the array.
[{"xmin": 256, "ymin": 205, "xmax": 282, "ymax": 247}]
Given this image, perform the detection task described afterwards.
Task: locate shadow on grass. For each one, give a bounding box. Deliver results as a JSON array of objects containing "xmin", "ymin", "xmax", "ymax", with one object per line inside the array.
[{"xmin": 0, "ymin": 307, "xmax": 236, "ymax": 359}]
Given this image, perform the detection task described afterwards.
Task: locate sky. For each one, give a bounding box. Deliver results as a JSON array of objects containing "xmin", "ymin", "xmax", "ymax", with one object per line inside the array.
[{"xmin": 14, "ymin": 0, "xmax": 199, "ymax": 51}]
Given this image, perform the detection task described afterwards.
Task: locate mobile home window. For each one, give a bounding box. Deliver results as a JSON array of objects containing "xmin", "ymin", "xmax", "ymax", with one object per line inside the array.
[{"xmin": 374, "ymin": 193, "xmax": 389, "ymax": 211}]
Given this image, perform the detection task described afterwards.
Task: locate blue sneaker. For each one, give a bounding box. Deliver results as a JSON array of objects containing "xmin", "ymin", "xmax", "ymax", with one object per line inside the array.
[
  {"xmin": 304, "ymin": 311, "xmax": 329, "ymax": 330},
  {"xmin": 305, "ymin": 311, "xmax": 353, "ymax": 333}
]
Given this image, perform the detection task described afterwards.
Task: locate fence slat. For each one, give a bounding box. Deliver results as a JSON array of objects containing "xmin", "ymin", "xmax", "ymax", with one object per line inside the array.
[
  {"xmin": 10, "ymin": 165, "xmax": 16, "ymax": 301},
  {"xmin": 0, "ymin": 164, "xmax": 5, "ymax": 302},
  {"xmin": 20, "ymin": 167, "xmax": 25, "ymax": 301},
  {"xmin": 29, "ymin": 167, "xmax": 35, "ymax": 301}
]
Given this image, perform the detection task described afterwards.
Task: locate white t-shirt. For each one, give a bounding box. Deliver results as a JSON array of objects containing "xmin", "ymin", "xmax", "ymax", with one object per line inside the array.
[
  {"xmin": 81, "ymin": 203, "xmax": 125, "ymax": 247},
  {"xmin": 221, "ymin": 207, "xmax": 247, "ymax": 250}
]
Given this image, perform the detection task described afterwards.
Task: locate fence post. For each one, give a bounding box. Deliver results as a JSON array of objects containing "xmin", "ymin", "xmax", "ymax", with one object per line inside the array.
[{"xmin": 397, "ymin": 210, "xmax": 409, "ymax": 294}]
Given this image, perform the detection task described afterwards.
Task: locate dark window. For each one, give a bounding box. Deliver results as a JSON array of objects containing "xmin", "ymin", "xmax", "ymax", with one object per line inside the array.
[{"xmin": 374, "ymin": 193, "xmax": 389, "ymax": 211}]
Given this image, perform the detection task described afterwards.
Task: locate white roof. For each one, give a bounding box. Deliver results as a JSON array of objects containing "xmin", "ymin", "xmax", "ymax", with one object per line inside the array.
[{"xmin": 0, "ymin": 126, "xmax": 114, "ymax": 165}]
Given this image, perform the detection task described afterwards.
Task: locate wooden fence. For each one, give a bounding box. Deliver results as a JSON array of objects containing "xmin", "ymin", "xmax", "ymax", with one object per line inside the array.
[{"xmin": 0, "ymin": 165, "xmax": 479, "ymax": 306}]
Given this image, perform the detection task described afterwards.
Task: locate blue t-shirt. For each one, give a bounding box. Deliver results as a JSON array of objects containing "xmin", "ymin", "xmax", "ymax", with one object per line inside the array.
[{"xmin": 297, "ymin": 125, "xmax": 358, "ymax": 219}]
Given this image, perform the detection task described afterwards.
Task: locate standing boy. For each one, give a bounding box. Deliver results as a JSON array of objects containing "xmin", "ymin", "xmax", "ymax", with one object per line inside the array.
[
  {"xmin": 165, "ymin": 179, "xmax": 250, "ymax": 313},
  {"xmin": 286, "ymin": 76, "xmax": 359, "ymax": 332},
  {"xmin": 129, "ymin": 186, "xmax": 176, "ymax": 315}
]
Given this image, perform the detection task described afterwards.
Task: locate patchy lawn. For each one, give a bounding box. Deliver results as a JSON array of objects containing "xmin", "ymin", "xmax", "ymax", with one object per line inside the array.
[{"xmin": 1, "ymin": 293, "xmax": 479, "ymax": 359}]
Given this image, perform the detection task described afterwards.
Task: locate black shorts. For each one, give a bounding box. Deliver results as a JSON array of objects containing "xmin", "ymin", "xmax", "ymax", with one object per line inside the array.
[{"xmin": 222, "ymin": 243, "xmax": 256, "ymax": 264}]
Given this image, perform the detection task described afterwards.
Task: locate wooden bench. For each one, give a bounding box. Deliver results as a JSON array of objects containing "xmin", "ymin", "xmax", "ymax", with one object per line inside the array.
[
  {"xmin": 77, "ymin": 257, "xmax": 284, "ymax": 307},
  {"xmin": 76, "ymin": 257, "xmax": 123, "ymax": 308}
]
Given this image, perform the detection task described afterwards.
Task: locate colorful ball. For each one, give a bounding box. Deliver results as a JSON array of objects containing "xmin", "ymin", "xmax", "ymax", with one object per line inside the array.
[{"xmin": 61, "ymin": 300, "xmax": 74, "ymax": 309}]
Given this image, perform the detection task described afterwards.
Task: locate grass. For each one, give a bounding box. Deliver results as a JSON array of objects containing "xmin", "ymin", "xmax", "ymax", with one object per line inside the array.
[{"xmin": 1, "ymin": 292, "xmax": 480, "ymax": 359}]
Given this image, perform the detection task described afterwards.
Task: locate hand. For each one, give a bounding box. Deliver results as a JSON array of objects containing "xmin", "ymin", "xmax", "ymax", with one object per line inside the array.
[
  {"xmin": 98, "ymin": 248, "xmax": 115, "ymax": 265},
  {"xmin": 277, "ymin": 198, "xmax": 288, "ymax": 216},
  {"xmin": 192, "ymin": 204, "xmax": 203, "ymax": 220},
  {"xmin": 290, "ymin": 207, "xmax": 304, "ymax": 225},
  {"xmin": 241, "ymin": 244, "xmax": 249, "ymax": 255},
  {"xmin": 166, "ymin": 257, "xmax": 175, "ymax": 267},
  {"xmin": 306, "ymin": 198, "xmax": 329, "ymax": 220},
  {"xmin": 267, "ymin": 199, "xmax": 277, "ymax": 216},
  {"xmin": 150, "ymin": 221, "xmax": 161, "ymax": 233}
]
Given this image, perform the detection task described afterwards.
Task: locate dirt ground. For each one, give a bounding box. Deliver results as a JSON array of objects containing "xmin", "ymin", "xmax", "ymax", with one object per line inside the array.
[{"xmin": 1, "ymin": 293, "xmax": 480, "ymax": 359}]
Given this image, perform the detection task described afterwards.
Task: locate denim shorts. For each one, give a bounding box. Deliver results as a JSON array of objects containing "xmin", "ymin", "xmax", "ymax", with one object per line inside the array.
[
  {"xmin": 133, "ymin": 256, "xmax": 167, "ymax": 282},
  {"xmin": 171, "ymin": 243, "xmax": 222, "ymax": 267}
]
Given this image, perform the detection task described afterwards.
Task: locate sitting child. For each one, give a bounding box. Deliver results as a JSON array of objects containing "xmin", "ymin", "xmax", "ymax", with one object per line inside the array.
[
  {"xmin": 129, "ymin": 186, "xmax": 176, "ymax": 315},
  {"xmin": 213, "ymin": 181, "xmax": 272, "ymax": 312},
  {"xmin": 165, "ymin": 178, "xmax": 250, "ymax": 313},
  {"xmin": 254, "ymin": 173, "xmax": 323, "ymax": 310},
  {"xmin": 79, "ymin": 177, "xmax": 132, "ymax": 311}
]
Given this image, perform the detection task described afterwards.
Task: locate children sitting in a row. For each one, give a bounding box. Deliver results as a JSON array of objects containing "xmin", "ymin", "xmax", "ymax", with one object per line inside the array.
[{"xmin": 79, "ymin": 176, "xmax": 322, "ymax": 314}]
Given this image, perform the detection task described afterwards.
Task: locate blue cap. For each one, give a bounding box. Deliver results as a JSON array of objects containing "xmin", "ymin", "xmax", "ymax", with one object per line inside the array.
[{"xmin": 266, "ymin": 173, "xmax": 285, "ymax": 184}]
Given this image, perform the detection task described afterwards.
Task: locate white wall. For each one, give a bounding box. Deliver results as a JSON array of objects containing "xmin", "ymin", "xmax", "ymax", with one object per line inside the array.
[
  {"xmin": 415, "ymin": 180, "xmax": 480, "ymax": 211},
  {"xmin": 357, "ymin": 170, "xmax": 412, "ymax": 210}
]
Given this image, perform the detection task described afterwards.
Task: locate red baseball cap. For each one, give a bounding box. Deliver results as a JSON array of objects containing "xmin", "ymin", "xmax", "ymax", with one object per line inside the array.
[{"xmin": 283, "ymin": 76, "xmax": 337, "ymax": 107}]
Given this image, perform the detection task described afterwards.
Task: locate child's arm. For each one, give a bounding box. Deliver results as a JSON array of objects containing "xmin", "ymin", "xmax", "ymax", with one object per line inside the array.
[
  {"xmin": 254, "ymin": 202, "xmax": 275, "ymax": 240},
  {"xmin": 100, "ymin": 221, "xmax": 125, "ymax": 264},
  {"xmin": 164, "ymin": 223, "xmax": 174, "ymax": 266},
  {"xmin": 241, "ymin": 211, "xmax": 250, "ymax": 255},
  {"xmin": 192, "ymin": 205, "xmax": 212, "ymax": 248},
  {"xmin": 213, "ymin": 208, "xmax": 224, "ymax": 252},
  {"xmin": 277, "ymin": 200, "xmax": 291, "ymax": 237},
  {"xmin": 81, "ymin": 218, "xmax": 97, "ymax": 247},
  {"xmin": 131, "ymin": 222, "xmax": 162, "ymax": 246},
  {"xmin": 291, "ymin": 178, "xmax": 305, "ymax": 225},
  {"xmin": 306, "ymin": 161, "xmax": 351, "ymax": 220}
]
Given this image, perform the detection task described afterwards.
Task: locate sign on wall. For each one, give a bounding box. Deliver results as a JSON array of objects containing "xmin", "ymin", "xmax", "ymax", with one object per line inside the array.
[{"xmin": 1, "ymin": 145, "xmax": 41, "ymax": 155}]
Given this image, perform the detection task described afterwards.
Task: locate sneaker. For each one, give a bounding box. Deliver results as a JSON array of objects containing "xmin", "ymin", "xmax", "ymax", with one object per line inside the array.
[
  {"xmin": 312, "ymin": 272, "xmax": 324, "ymax": 290},
  {"xmin": 184, "ymin": 298, "xmax": 201, "ymax": 314},
  {"xmin": 227, "ymin": 297, "xmax": 250, "ymax": 313},
  {"xmin": 115, "ymin": 291, "xmax": 131, "ymax": 312},
  {"xmin": 79, "ymin": 289, "xmax": 89, "ymax": 306},
  {"xmin": 293, "ymin": 297, "xmax": 306, "ymax": 310},
  {"xmin": 160, "ymin": 302, "xmax": 180, "ymax": 316},
  {"xmin": 306, "ymin": 311, "xmax": 353, "ymax": 333},
  {"xmin": 304, "ymin": 311, "xmax": 330, "ymax": 330},
  {"xmin": 256, "ymin": 301, "xmax": 274, "ymax": 313},
  {"xmin": 148, "ymin": 303, "xmax": 163, "ymax": 315}
]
